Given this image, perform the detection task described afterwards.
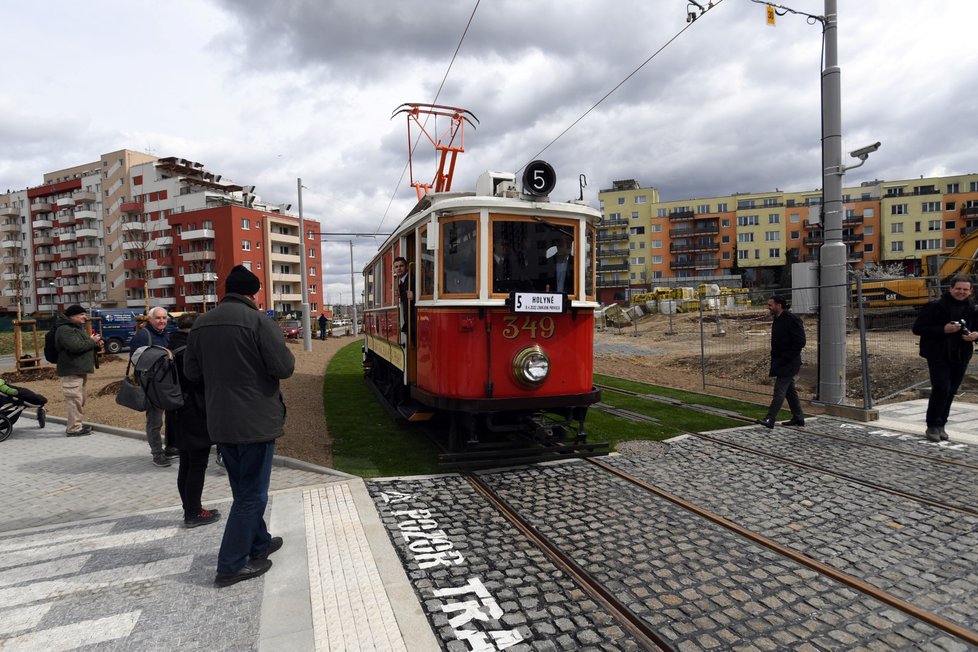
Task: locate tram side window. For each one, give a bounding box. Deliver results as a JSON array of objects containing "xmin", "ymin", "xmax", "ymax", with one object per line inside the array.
[
  {"xmin": 492, "ymin": 220, "xmax": 575, "ymax": 294},
  {"xmin": 441, "ymin": 220, "xmax": 477, "ymax": 295},
  {"xmin": 420, "ymin": 226, "xmax": 435, "ymax": 297},
  {"xmin": 585, "ymin": 226, "xmax": 595, "ymax": 297}
]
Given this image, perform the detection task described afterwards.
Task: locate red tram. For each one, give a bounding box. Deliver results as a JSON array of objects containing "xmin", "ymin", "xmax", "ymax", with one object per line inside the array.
[{"xmin": 362, "ymin": 163, "xmax": 605, "ymax": 466}]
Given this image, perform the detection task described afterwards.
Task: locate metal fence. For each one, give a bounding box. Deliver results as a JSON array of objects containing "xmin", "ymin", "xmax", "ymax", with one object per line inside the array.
[{"xmin": 696, "ymin": 283, "xmax": 937, "ymax": 409}]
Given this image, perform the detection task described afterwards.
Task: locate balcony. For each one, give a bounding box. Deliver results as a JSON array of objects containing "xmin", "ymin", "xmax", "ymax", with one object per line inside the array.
[
  {"xmin": 183, "ymin": 251, "xmax": 216, "ymax": 262},
  {"xmin": 33, "ymin": 236, "xmax": 54, "ymax": 246},
  {"xmin": 59, "ymin": 230, "xmax": 77, "ymax": 243},
  {"xmin": 669, "ymin": 225, "xmax": 719, "ymax": 237},
  {"xmin": 0, "ymin": 221, "xmax": 20, "ymax": 234},
  {"xmin": 0, "ymin": 206, "xmax": 19, "ymax": 218},
  {"xmin": 72, "ymin": 190, "xmax": 96, "ymax": 203},
  {"xmin": 268, "ymin": 233, "xmax": 300, "ymax": 245},
  {"xmin": 597, "ymin": 278, "xmax": 626, "ymax": 288},
  {"xmin": 961, "ymin": 206, "xmax": 978, "ymax": 218},
  {"xmin": 670, "ymin": 257, "xmax": 719, "ymax": 270},
  {"xmin": 668, "ymin": 210, "xmax": 695, "ymax": 221},
  {"xmin": 597, "ymin": 263, "xmax": 629, "ymax": 272},
  {"xmin": 57, "ymin": 212, "xmax": 76, "ymax": 226},
  {"xmin": 120, "ymin": 201, "xmax": 143, "ymax": 213},
  {"xmin": 35, "ymin": 269, "xmax": 56, "ymax": 279},
  {"xmin": 596, "ymin": 233, "xmax": 628, "ymax": 242},
  {"xmin": 78, "ymin": 264, "xmax": 101, "ymax": 274},
  {"xmin": 34, "ymin": 253, "xmax": 55, "ymax": 262},
  {"xmin": 2, "ymin": 273, "xmax": 18, "ymax": 282},
  {"xmin": 184, "ymin": 272, "xmax": 218, "ymax": 283},
  {"xmin": 269, "ymin": 251, "xmax": 300, "ymax": 263},
  {"xmin": 670, "ymin": 242, "xmax": 719, "ymax": 253},
  {"xmin": 273, "ymin": 293, "xmax": 302, "ymax": 302},
  {"xmin": 75, "ymin": 227, "xmax": 98, "ymax": 239},
  {"xmin": 271, "ymin": 272, "xmax": 300, "ymax": 282},
  {"xmin": 597, "ymin": 248, "xmax": 629, "ymax": 258},
  {"xmin": 31, "ymin": 201, "xmax": 53, "ymax": 213},
  {"xmin": 56, "ymin": 197, "xmax": 75, "ymax": 208},
  {"xmin": 843, "ymin": 215, "xmax": 864, "ymax": 224},
  {"xmin": 1, "ymin": 239, "xmax": 18, "ymax": 249},
  {"xmin": 38, "ymin": 286, "xmax": 58, "ymax": 296},
  {"xmin": 804, "ymin": 235, "xmax": 823, "ymax": 246},
  {"xmin": 148, "ymin": 276, "xmax": 175, "ymax": 289},
  {"xmin": 599, "ymin": 218, "xmax": 627, "ymax": 227},
  {"xmin": 33, "ymin": 218, "xmax": 54, "ymax": 229},
  {"xmin": 150, "ymin": 236, "xmax": 173, "ymax": 248},
  {"xmin": 185, "ymin": 294, "xmax": 219, "ymax": 305},
  {"xmin": 73, "ymin": 209, "xmax": 97, "ymax": 221},
  {"xmin": 180, "ymin": 228, "xmax": 215, "ymax": 241},
  {"xmin": 76, "ymin": 246, "xmax": 99, "ymax": 257}
]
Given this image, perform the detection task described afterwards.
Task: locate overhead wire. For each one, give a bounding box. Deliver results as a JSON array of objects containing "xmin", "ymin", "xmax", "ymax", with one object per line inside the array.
[
  {"xmin": 376, "ymin": 0, "xmax": 482, "ymax": 235},
  {"xmin": 518, "ymin": 0, "xmax": 725, "ymax": 174}
]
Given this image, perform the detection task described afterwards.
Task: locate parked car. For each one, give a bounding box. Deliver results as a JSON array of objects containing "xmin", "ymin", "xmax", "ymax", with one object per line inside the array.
[{"xmin": 280, "ymin": 320, "xmax": 303, "ymax": 339}]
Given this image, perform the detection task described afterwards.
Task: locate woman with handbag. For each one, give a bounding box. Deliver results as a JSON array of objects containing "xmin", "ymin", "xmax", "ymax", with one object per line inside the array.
[{"xmin": 166, "ymin": 313, "xmax": 221, "ymax": 528}]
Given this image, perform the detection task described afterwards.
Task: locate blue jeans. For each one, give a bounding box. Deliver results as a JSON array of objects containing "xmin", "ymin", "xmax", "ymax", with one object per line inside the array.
[
  {"xmin": 767, "ymin": 375, "xmax": 803, "ymax": 421},
  {"xmin": 216, "ymin": 441, "xmax": 275, "ymax": 575},
  {"xmin": 925, "ymin": 357, "xmax": 970, "ymax": 428}
]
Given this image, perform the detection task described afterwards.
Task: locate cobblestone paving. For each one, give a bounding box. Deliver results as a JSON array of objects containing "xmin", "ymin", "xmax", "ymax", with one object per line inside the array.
[
  {"xmin": 0, "ymin": 510, "xmax": 262, "ymax": 651},
  {"xmin": 694, "ymin": 421, "xmax": 978, "ymax": 513},
  {"xmin": 606, "ymin": 436, "xmax": 978, "ymax": 637},
  {"xmin": 481, "ymin": 462, "xmax": 970, "ymax": 651},
  {"xmin": 367, "ymin": 477, "xmax": 649, "ymax": 652}
]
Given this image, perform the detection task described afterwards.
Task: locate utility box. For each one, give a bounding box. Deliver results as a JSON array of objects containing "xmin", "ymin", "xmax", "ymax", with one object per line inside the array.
[{"xmin": 791, "ymin": 262, "xmax": 819, "ymax": 315}]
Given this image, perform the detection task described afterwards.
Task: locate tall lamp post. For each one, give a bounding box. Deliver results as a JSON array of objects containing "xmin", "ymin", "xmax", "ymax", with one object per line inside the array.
[{"xmin": 297, "ymin": 178, "xmax": 312, "ymax": 352}]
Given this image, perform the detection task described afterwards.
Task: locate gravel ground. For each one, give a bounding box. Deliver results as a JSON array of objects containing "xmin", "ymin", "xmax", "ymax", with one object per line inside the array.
[{"xmin": 3, "ymin": 335, "xmax": 354, "ymax": 468}]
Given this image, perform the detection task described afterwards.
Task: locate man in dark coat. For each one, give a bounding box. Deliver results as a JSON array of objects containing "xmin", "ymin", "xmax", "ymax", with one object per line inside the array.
[
  {"xmin": 394, "ymin": 256, "xmax": 414, "ymax": 338},
  {"xmin": 55, "ymin": 305, "xmax": 102, "ymax": 436},
  {"xmin": 758, "ymin": 294, "xmax": 806, "ymax": 428},
  {"xmin": 318, "ymin": 312, "xmax": 328, "ymax": 340},
  {"xmin": 184, "ymin": 265, "xmax": 295, "ymax": 587},
  {"xmin": 912, "ymin": 275, "xmax": 978, "ymax": 441}
]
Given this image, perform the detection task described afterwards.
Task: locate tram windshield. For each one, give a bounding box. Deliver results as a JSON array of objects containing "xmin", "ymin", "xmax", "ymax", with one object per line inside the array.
[{"xmin": 492, "ymin": 220, "xmax": 575, "ymax": 294}]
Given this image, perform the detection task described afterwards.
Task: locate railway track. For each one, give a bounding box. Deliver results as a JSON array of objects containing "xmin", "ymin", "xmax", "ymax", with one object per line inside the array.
[
  {"xmin": 464, "ymin": 459, "xmax": 978, "ymax": 649},
  {"xmin": 594, "ymin": 381, "xmax": 978, "ymax": 516}
]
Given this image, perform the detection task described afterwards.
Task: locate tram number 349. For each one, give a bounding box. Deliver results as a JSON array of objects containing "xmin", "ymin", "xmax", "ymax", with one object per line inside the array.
[{"xmin": 501, "ymin": 315, "xmax": 555, "ymax": 339}]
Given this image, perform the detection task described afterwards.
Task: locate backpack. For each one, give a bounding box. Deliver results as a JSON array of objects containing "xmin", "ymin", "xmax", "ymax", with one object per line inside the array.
[
  {"xmin": 132, "ymin": 345, "xmax": 185, "ymax": 410},
  {"xmin": 44, "ymin": 327, "xmax": 61, "ymax": 364}
]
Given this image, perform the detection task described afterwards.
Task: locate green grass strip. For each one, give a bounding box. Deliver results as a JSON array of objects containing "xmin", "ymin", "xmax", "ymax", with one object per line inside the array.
[{"xmin": 324, "ymin": 341, "xmax": 440, "ymax": 477}]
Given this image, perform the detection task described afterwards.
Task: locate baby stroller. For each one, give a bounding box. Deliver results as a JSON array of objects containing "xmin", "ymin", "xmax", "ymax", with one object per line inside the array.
[{"xmin": 0, "ymin": 383, "xmax": 48, "ymax": 443}]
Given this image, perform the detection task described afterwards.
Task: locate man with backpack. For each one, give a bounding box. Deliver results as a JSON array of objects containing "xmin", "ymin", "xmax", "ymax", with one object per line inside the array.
[
  {"xmin": 54, "ymin": 305, "xmax": 102, "ymax": 436},
  {"xmin": 130, "ymin": 306, "xmax": 176, "ymax": 467}
]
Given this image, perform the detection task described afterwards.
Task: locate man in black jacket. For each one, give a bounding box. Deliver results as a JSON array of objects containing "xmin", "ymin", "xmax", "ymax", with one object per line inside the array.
[
  {"xmin": 758, "ymin": 294, "xmax": 807, "ymax": 428},
  {"xmin": 912, "ymin": 275, "xmax": 978, "ymax": 442},
  {"xmin": 185, "ymin": 265, "xmax": 295, "ymax": 587}
]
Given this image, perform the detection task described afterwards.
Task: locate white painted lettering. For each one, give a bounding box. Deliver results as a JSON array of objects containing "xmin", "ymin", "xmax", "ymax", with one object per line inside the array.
[
  {"xmin": 415, "ymin": 550, "xmax": 465, "ymax": 569},
  {"xmin": 443, "ymin": 598, "xmax": 504, "ymax": 628}
]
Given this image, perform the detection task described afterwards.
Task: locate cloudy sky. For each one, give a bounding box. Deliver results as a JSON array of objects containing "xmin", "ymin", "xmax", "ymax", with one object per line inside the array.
[{"xmin": 2, "ymin": 1, "xmax": 976, "ymax": 303}]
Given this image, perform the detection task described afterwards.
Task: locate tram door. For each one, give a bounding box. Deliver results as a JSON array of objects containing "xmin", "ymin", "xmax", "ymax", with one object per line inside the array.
[{"xmin": 403, "ymin": 233, "xmax": 417, "ymax": 386}]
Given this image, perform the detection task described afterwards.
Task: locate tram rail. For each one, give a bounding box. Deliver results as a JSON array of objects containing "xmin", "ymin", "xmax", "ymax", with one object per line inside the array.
[{"xmin": 594, "ymin": 381, "xmax": 978, "ymax": 516}]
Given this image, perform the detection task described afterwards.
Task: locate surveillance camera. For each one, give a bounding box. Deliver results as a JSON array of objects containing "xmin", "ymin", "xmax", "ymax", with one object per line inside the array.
[{"xmin": 849, "ymin": 142, "xmax": 881, "ymax": 159}]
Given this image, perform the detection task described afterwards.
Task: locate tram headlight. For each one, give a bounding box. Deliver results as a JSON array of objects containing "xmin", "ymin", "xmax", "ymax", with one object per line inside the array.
[{"xmin": 512, "ymin": 345, "xmax": 550, "ymax": 387}]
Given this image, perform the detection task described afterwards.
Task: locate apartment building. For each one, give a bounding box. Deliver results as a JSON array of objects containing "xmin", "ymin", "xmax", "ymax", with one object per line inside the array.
[
  {"xmin": 0, "ymin": 149, "xmax": 322, "ymax": 317},
  {"xmin": 597, "ymin": 172, "xmax": 978, "ymax": 303}
]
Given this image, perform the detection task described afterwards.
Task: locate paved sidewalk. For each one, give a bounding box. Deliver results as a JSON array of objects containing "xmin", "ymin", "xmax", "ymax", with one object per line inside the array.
[
  {"xmin": 0, "ymin": 415, "xmax": 437, "ymax": 651},
  {"xmin": 874, "ymin": 397, "xmax": 978, "ymax": 445}
]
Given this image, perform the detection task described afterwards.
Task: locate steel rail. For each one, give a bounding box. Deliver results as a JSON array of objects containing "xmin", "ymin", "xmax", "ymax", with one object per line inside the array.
[
  {"xmin": 464, "ymin": 473, "xmax": 674, "ymax": 652},
  {"xmin": 587, "ymin": 458, "xmax": 978, "ymax": 647}
]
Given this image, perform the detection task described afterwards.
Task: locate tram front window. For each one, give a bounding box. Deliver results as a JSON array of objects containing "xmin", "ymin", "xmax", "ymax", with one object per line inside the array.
[{"xmin": 492, "ymin": 220, "xmax": 575, "ymax": 294}]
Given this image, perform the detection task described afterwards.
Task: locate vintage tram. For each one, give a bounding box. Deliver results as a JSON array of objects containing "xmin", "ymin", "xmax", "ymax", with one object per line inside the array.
[{"xmin": 362, "ymin": 162, "xmax": 605, "ymax": 467}]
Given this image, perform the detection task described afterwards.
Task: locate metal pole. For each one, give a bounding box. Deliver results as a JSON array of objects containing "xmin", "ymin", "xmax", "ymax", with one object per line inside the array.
[
  {"xmin": 855, "ymin": 276, "xmax": 873, "ymax": 409},
  {"xmin": 818, "ymin": 0, "xmax": 846, "ymax": 404},
  {"xmin": 297, "ymin": 178, "xmax": 312, "ymax": 352},
  {"xmin": 349, "ymin": 241, "xmax": 358, "ymax": 337}
]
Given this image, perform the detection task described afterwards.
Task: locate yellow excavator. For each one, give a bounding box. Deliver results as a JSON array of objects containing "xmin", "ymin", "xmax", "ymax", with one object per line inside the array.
[{"xmin": 854, "ymin": 228, "xmax": 978, "ymax": 308}]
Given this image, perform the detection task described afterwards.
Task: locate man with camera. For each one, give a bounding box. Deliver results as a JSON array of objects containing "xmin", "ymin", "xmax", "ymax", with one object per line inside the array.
[{"xmin": 912, "ymin": 274, "xmax": 978, "ymax": 441}]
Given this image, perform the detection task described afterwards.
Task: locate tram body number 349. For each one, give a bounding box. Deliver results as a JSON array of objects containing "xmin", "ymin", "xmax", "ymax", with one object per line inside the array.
[{"xmin": 501, "ymin": 315, "xmax": 555, "ymax": 339}]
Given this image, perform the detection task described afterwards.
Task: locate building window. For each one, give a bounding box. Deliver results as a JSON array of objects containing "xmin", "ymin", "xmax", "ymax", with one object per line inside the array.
[
  {"xmin": 656, "ymin": 208, "xmax": 667, "ymax": 217},
  {"xmin": 631, "ymin": 211, "xmax": 639, "ymax": 220},
  {"xmin": 768, "ymin": 213, "xmax": 780, "ymax": 224},
  {"xmin": 634, "ymin": 195, "xmax": 647, "ymax": 204},
  {"xmin": 891, "ymin": 241, "xmax": 904, "ymax": 252},
  {"xmin": 617, "ymin": 197, "xmax": 625, "ymax": 205},
  {"xmin": 865, "ymin": 244, "xmax": 874, "ymax": 252},
  {"xmin": 721, "ymin": 235, "xmax": 731, "ymax": 244},
  {"xmin": 717, "ymin": 202, "xmax": 728, "ymax": 212},
  {"xmin": 651, "ymin": 256, "xmax": 662, "ymax": 264},
  {"xmin": 629, "ymin": 227, "xmax": 645, "ymax": 235},
  {"xmin": 946, "ymin": 239, "xmax": 956, "ymax": 249},
  {"xmin": 722, "ymin": 251, "xmax": 730, "ymax": 260},
  {"xmin": 790, "ymin": 231, "xmax": 800, "ymax": 239},
  {"xmin": 915, "ymin": 239, "xmax": 941, "ymax": 250},
  {"xmin": 765, "ymin": 231, "xmax": 780, "ymax": 241},
  {"xmin": 738, "ymin": 250, "xmax": 749, "ymax": 260},
  {"xmin": 922, "ymin": 202, "xmax": 941, "ymax": 213},
  {"xmin": 737, "ymin": 233, "xmax": 754, "ymax": 243},
  {"xmin": 946, "ymin": 202, "xmax": 956, "ymax": 212},
  {"xmin": 928, "ymin": 220, "xmax": 941, "ymax": 231},
  {"xmin": 737, "ymin": 215, "xmax": 759, "ymax": 226},
  {"xmin": 697, "ymin": 204, "xmax": 710, "ymax": 214},
  {"xmin": 769, "ymin": 248, "xmax": 780, "ymax": 258},
  {"xmin": 242, "ymin": 240, "xmax": 251, "ymax": 251},
  {"xmin": 650, "ymin": 224, "xmax": 661, "ymax": 232},
  {"xmin": 864, "ymin": 226, "xmax": 874, "ymax": 235},
  {"xmin": 891, "ymin": 204, "xmax": 907, "ymax": 215},
  {"xmin": 863, "ymin": 208, "xmax": 874, "ymax": 217},
  {"xmin": 891, "ymin": 223, "xmax": 904, "ymax": 234},
  {"xmin": 651, "ymin": 240, "xmax": 662, "ymax": 248},
  {"xmin": 948, "ymin": 182, "xmax": 960, "ymax": 194},
  {"xmin": 721, "ymin": 219, "xmax": 730, "ymax": 227},
  {"xmin": 241, "ymin": 218, "xmax": 250, "ymax": 229}
]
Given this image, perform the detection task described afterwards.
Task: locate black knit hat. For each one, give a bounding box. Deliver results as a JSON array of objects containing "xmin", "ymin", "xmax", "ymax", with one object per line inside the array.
[
  {"xmin": 225, "ymin": 265, "xmax": 261, "ymax": 295},
  {"xmin": 64, "ymin": 304, "xmax": 86, "ymax": 317}
]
